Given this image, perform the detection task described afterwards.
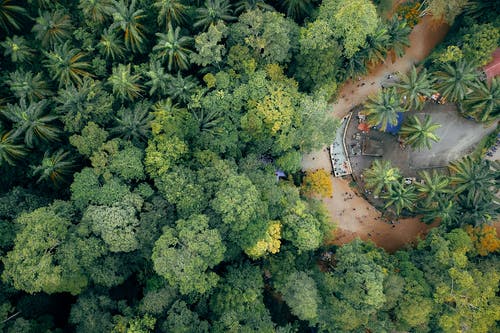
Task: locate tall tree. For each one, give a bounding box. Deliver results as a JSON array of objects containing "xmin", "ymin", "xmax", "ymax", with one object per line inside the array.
[
  {"xmin": 152, "ymin": 214, "xmax": 225, "ymax": 294},
  {"xmin": 279, "ymin": 0, "xmax": 313, "ymax": 21},
  {"xmin": 386, "ymin": 15, "xmax": 411, "ymax": 59},
  {"xmin": 78, "ymin": 0, "xmax": 113, "ymax": 23},
  {"xmin": 382, "ymin": 182, "xmax": 418, "ymax": 215},
  {"xmin": 434, "ymin": 59, "xmax": 480, "ymax": 102},
  {"xmin": 43, "ymin": 42, "xmax": 93, "ymax": 88},
  {"xmin": 32, "ymin": 10, "xmax": 72, "ymax": 48},
  {"xmin": 31, "ymin": 149, "xmax": 74, "ymax": 185},
  {"xmin": 318, "ymin": 0, "xmax": 378, "ymax": 58},
  {"xmin": 414, "ymin": 170, "xmax": 451, "ymax": 206},
  {"xmin": 153, "ymin": 23, "xmax": 193, "ymax": 71},
  {"xmin": 394, "ymin": 65, "xmax": 435, "ymax": 110},
  {"xmin": 449, "ymin": 156, "xmax": 497, "ymax": 204},
  {"xmin": 461, "ymin": 77, "xmax": 499, "ymax": 123},
  {"xmin": 399, "ymin": 114, "xmax": 441, "ymax": 150},
  {"xmin": 0, "ymin": 35, "xmax": 34, "ymax": 63},
  {"xmin": 363, "ymin": 87, "xmax": 405, "ymax": 132},
  {"xmin": 6, "ymin": 70, "xmax": 51, "ymax": 102},
  {"xmin": 0, "ymin": 0, "xmax": 28, "ymax": 33},
  {"xmin": 98, "ymin": 28, "xmax": 125, "ymax": 60},
  {"xmin": 194, "ymin": 0, "xmax": 235, "ymax": 30},
  {"xmin": 110, "ymin": 0, "xmax": 146, "ymax": 53},
  {"xmin": 153, "ymin": 0, "xmax": 188, "ymax": 27},
  {"xmin": 362, "ymin": 159, "xmax": 401, "ymax": 196},
  {"xmin": 107, "ymin": 64, "xmax": 143, "ymax": 101},
  {"xmin": 0, "ymin": 129, "xmax": 26, "ymax": 166},
  {"xmin": 1, "ymin": 98, "xmax": 59, "ymax": 148}
]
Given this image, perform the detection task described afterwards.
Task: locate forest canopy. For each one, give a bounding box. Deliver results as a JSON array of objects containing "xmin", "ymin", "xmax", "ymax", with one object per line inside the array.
[{"xmin": 0, "ymin": 0, "xmax": 499, "ymax": 332}]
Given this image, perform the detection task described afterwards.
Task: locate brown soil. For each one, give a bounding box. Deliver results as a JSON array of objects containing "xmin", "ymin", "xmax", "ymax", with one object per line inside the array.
[{"xmin": 303, "ymin": 16, "xmax": 452, "ymax": 252}]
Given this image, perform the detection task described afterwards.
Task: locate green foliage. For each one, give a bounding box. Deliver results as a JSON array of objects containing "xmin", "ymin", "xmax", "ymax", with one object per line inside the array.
[
  {"xmin": 279, "ymin": 271, "xmax": 320, "ymax": 322},
  {"xmin": 152, "ymin": 214, "xmax": 225, "ymax": 294},
  {"xmin": 6, "ymin": 70, "xmax": 51, "ymax": 102},
  {"xmin": 109, "ymin": 0, "xmax": 146, "ymax": 53},
  {"xmin": 363, "ymin": 87, "xmax": 406, "ymax": 132},
  {"xmin": 31, "ymin": 149, "xmax": 74, "ymax": 185},
  {"xmin": 434, "ymin": 59, "xmax": 480, "ymax": 102},
  {"xmin": 0, "ymin": 129, "xmax": 27, "ymax": 166},
  {"xmin": 229, "ymin": 9, "xmax": 298, "ymax": 65},
  {"xmin": 44, "ymin": 41, "xmax": 93, "ymax": 88},
  {"xmin": 83, "ymin": 204, "xmax": 140, "ymax": 252},
  {"xmin": 153, "ymin": 0, "xmax": 188, "ymax": 28},
  {"xmin": 1, "ymin": 204, "xmax": 87, "ymax": 295},
  {"xmin": 153, "ymin": 24, "xmax": 193, "ymax": 72},
  {"xmin": 461, "ymin": 77, "xmax": 499, "ymax": 123},
  {"xmin": 362, "ymin": 159, "xmax": 401, "ymax": 196},
  {"xmin": 318, "ymin": 0, "xmax": 378, "ymax": 58},
  {"xmin": 108, "ymin": 64, "xmax": 143, "ymax": 101},
  {"xmin": 70, "ymin": 122, "xmax": 108, "ymax": 157},
  {"xmin": 162, "ymin": 300, "xmax": 210, "ymax": 333},
  {"xmin": 400, "ymin": 114, "xmax": 441, "ymax": 150},
  {"xmin": 194, "ymin": 0, "xmax": 236, "ymax": 30},
  {"xmin": 210, "ymin": 263, "xmax": 275, "ymax": 332},
  {"xmin": 1, "ymin": 98, "xmax": 59, "ymax": 148},
  {"xmin": 190, "ymin": 21, "xmax": 227, "ymax": 67},
  {"xmin": 32, "ymin": 10, "xmax": 73, "ymax": 48},
  {"xmin": 0, "ymin": 35, "xmax": 34, "ymax": 63},
  {"xmin": 0, "ymin": 0, "xmax": 28, "ymax": 33}
]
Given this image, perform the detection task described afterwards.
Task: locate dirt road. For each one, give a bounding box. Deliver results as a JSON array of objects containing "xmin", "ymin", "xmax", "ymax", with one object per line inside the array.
[{"xmin": 303, "ymin": 15, "xmax": 451, "ymax": 252}]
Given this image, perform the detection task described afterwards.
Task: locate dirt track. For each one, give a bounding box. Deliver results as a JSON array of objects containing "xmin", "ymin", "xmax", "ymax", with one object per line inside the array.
[{"xmin": 303, "ymin": 15, "xmax": 451, "ymax": 252}]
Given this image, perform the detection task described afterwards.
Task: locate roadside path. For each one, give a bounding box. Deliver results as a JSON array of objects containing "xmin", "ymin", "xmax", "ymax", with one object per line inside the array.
[{"xmin": 302, "ymin": 15, "xmax": 451, "ymax": 252}]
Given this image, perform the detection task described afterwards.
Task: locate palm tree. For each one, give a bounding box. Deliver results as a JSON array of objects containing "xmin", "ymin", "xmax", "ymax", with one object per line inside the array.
[
  {"xmin": 457, "ymin": 192, "xmax": 499, "ymax": 227},
  {"xmin": 0, "ymin": 129, "xmax": 27, "ymax": 166},
  {"xmin": 31, "ymin": 149, "xmax": 74, "ymax": 185},
  {"xmin": 6, "ymin": 70, "xmax": 52, "ymax": 102},
  {"xmin": 363, "ymin": 87, "xmax": 405, "ymax": 132},
  {"xmin": 153, "ymin": 0, "xmax": 189, "ymax": 27},
  {"xmin": 145, "ymin": 61, "xmax": 170, "ymax": 96},
  {"xmin": 382, "ymin": 182, "xmax": 418, "ymax": 216},
  {"xmin": 0, "ymin": 35, "xmax": 34, "ymax": 63},
  {"xmin": 362, "ymin": 159, "xmax": 401, "ymax": 196},
  {"xmin": 279, "ymin": 0, "xmax": 312, "ymax": 21},
  {"xmin": 110, "ymin": 0, "xmax": 146, "ymax": 53},
  {"xmin": 190, "ymin": 106, "xmax": 223, "ymax": 135},
  {"xmin": 194, "ymin": 0, "xmax": 235, "ymax": 30},
  {"xmin": 394, "ymin": 65, "xmax": 435, "ymax": 110},
  {"xmin": 110, "ymin": 102, "xmax": 153, "ymax": 143},
  {"xmin": 166, "ymin": 72, "xmax": 199, "ymax": 105},
  {"xmin": 0, "ymin": 0, "xmax": 28, "ymax": 33},
  {"xmin": 108, "ymin": 63, "xmax": 143, "ymax": 101},
  {"xmin": 342, "ymin": 53, "xmax": 369, "ymax": 81},
  {"xmin": 1, "ymin": 99, "xmax": 60, "ymax": 148},
  {"xmin": 32, "ymin": 10, "xmax": 73, "ymax": 48},
  {"xmin": 414, "ymin": 170, "xmax": 451, "ymax": 206},
  {"xmin": 235, "ymin": 0, "xmax": 274, "ymax": 14},
  {"xmin": 43, "ymin": 42, "xmax": 93, "ymax": 88},
  {"xmin": 360, "ymin": 23, "xmax": 389, "ymax": 67},
  {"xmin": 78, "ymin": 0, "xmax": 114, "ymax": 23},
  {"xmin": 386, "ymin": 15, "xmax": 411, "ymax": 59},
  {"xmin": 449, "ymin": 156, "xmax": 497, "ymax": 204},
  {"xmin": 153, "ymin": 23, "xmax": 193, "ymax": 71},
  {"xmin": 420, "ymin": 194, "xmax": 459, "ymax": 226},
  {"xmin": 461, "ymin": 77, "xmax": 499, "ymax": 123},
  {"xmin": 434, "ymin": 59, "xmax": 480, "ymax": 102},
  {"xmin": 98, "ymin": 28, "xmax": 125, "ymax": 60},
  {"xmin": 399, "ymin": 114, "xmax": 441, "ymax": 150}
]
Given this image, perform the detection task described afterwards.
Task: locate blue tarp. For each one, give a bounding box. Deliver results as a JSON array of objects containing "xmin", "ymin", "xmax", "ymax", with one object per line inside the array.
[{"xmin": 377, "ymin": 112, "xmax": 404, "ymax": 135}]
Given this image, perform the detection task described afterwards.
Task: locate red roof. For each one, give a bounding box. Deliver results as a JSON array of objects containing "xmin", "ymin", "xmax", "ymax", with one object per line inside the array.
[{"xmin": 484, "ymin": 48, "xmax": 500, "ymax": 81}]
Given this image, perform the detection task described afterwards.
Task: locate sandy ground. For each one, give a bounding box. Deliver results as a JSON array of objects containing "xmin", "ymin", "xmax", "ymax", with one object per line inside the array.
[{"xmin": 303, "ymin": 15, "xmax": 452, "ymax": 252}]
